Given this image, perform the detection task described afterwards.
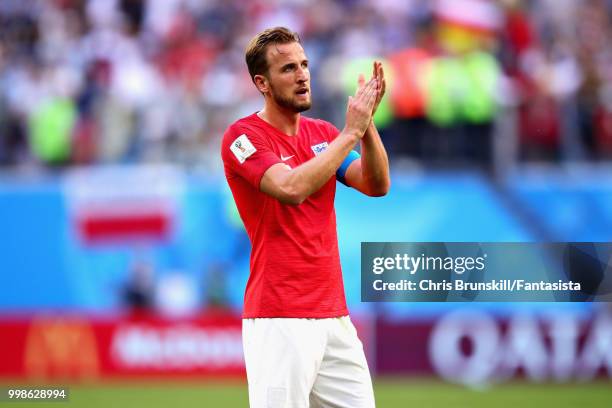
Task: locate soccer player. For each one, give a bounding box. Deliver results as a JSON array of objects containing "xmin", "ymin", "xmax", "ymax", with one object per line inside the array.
[{"xmin": 221, "ymin": 27, "xmax": 389, "ymax": 408}]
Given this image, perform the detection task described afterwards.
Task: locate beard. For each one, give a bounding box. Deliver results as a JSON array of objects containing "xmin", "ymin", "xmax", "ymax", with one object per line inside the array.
[{"xmin": 270, "ymin": 85, "xmax": 311, "ymax": 113}]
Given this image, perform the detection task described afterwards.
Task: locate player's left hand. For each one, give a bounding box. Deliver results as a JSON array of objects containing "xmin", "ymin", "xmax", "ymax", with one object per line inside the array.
[{"xmin": 357, "ymin": 61, "xmax": 386, "ymax": 117}]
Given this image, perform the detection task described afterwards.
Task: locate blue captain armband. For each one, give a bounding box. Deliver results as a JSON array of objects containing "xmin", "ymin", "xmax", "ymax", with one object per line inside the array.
[{"xmin": 336, "ymin": 150, "xmax": 360, "ymax": 186}]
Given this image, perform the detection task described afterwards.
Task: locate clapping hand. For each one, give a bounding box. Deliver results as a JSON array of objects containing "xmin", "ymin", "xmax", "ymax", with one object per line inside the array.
[{"xmin": 357, "ymin": 61, "xmax": 386, "ymax": 117}]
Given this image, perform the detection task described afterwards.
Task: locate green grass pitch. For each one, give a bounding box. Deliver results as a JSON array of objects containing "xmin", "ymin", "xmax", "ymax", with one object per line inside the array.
[{"xmin": 3, "ymin": 379, "xmax": 611, "ymax": 407}]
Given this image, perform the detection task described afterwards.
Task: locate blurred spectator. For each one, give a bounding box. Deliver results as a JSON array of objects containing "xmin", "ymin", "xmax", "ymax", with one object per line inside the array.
[
  {"xmin": 121, "ymin": 257, "xmax": 155, "ymax": 313},
  {"xmin": 202, "ymin": 262, "xmax": 231, "ymax": 310}
]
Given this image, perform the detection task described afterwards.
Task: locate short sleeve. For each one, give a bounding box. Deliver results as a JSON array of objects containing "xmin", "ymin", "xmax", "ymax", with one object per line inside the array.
[{"xmin": 222, "ymin": 125, "xmax": 283, "ymax": 189}]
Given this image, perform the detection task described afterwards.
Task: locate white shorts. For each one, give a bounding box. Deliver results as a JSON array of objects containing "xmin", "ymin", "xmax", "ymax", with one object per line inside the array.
[{"xmin": 242, "ymin": 316, "xmax": 375, "ymax": 408}]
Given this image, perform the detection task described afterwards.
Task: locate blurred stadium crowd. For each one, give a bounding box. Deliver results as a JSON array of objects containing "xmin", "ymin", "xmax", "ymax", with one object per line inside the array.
[{"xmin": 0, "ymin": 0, "xmax": 610, "ymax": 170}]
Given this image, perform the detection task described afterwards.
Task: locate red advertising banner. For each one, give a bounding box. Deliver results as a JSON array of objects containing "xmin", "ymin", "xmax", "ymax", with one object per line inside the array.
[{"xmin": 0, "ymin": 313, "xmax": 244, "ymax": 380}]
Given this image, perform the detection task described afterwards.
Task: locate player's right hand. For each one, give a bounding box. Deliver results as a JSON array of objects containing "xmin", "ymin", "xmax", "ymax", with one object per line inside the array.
[{"xmin": 345, "ymin": 77, "xmax": 379, "ymax": 138}]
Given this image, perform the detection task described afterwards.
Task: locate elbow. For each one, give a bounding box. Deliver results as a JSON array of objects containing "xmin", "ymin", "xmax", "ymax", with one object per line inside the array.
[
  {"xmin": 367, "ymin": 179, "xmax": 390, "ymax": 197},
  {"xmin": 278, "ymin": 186, "xmax": 307, "ymax": 205},
  {"xmin": 281, "ymin": 193, "xmax": 306, "ymax": 206},
  {"xmin": 369, "ymin": 188, "xmax": 389, "ymax": 197},
  {"xmin": 260, "ymin": 166, "xmax": 310, "ymax": 205}
]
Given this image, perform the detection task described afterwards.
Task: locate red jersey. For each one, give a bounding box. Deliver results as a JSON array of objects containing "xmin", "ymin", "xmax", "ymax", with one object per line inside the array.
[{"xmin": 221, "ymin": 113, "xmax": 349, "ymax": 318}]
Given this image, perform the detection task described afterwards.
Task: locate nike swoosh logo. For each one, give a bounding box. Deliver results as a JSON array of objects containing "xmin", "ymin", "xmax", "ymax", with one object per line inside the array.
[{"xmin": 281, "ymin": 155, "xmax": 295, "ymax": 161}]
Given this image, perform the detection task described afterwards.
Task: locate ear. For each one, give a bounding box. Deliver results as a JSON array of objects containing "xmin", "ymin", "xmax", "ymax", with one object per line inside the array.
[{"xmin": 254, "ymin": 74, "xmax": 269, "ymax": 94}]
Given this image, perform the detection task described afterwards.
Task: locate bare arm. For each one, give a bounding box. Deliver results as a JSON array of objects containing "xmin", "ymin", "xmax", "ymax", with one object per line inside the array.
[
  {"xmin": 345, "ymin": 121, "xmax": 390, "ymax": 196},
  {"xmin": 345, "ymin": 61, "xmax": 390, "ymax": 196},
  {"xmin": 260, "ymin": 78, "xmax": 379, "ymax": 205}
]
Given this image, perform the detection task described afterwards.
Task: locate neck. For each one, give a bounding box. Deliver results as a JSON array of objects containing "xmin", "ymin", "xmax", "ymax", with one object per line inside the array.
[{"xmin": 258, "ymin": 101, "xmax": 300, "ymax": 136}]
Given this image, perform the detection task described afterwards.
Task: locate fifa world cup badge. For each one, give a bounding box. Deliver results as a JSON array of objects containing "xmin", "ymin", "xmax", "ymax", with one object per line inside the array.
[{"xmin": 231, "ymin": 134, "xmax": 257, "ymax": 163}]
